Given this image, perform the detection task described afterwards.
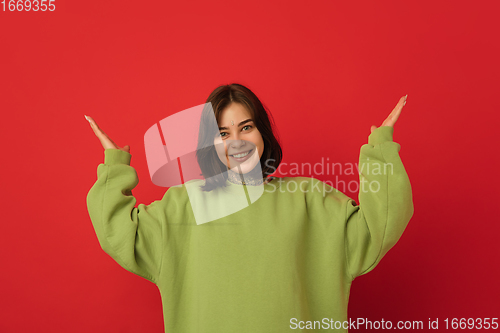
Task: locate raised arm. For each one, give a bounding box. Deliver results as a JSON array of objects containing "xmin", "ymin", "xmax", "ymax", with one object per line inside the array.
[
  {"xmin": 344, "ymin": 96, "xmax": 414, "ymax": 279},
  {"xmin": 85, "ymin": 116, "xmax": 164, "ymax": 284}
]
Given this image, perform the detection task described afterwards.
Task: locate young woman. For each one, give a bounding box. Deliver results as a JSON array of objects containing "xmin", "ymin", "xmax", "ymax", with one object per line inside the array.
[{"xmin": 86, "ymin": 83, "xmax": 413, "ymax": 332}]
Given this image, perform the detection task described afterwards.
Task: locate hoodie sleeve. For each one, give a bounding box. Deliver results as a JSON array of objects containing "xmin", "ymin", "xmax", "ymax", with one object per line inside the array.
[
  {"xmin": 344, "ymin": 126, "xmax": 414, "ymax": 279},
  {"xmin": 86, "ymin": 149, "xmax": 164, "ymax": 284}
]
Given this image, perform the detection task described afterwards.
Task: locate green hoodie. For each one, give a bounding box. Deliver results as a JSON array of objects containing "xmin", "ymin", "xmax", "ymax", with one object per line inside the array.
[{"xmin": 86, "ymin": 125, "xmax": 414, "ymax": 332}]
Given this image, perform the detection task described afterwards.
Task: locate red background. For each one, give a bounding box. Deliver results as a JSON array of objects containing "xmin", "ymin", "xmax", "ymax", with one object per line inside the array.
[{"xmin": 1, "ymin": 0, "xmax": 499, "ymax": 332}]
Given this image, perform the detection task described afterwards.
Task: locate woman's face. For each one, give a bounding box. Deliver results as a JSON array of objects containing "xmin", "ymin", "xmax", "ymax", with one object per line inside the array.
[{"xmin": 213, "ymin": 102, "xmax": 265, "ymax": 174}]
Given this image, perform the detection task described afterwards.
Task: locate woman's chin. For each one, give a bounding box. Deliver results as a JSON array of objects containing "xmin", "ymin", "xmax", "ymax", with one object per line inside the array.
[{"xmin": 229, "ymin": 154, "xmax": 261, "ymax": 175}]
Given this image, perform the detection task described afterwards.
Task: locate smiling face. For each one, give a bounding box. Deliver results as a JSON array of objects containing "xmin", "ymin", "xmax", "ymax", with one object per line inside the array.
[{"xmin": 213, "ymin": 102, "xmax": 265, "ymax": 175}]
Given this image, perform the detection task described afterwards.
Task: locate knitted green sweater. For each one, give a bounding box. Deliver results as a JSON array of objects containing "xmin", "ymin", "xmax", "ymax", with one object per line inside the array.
[{"xmin": 86, "ymin": 125, "xmax": 414, "ymax": 332}]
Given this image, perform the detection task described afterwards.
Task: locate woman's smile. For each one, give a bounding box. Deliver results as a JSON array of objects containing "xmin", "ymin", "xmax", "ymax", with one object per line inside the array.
[{"xmin": 229, "ymin": 148, "xmax": 254, "ymax": 162}]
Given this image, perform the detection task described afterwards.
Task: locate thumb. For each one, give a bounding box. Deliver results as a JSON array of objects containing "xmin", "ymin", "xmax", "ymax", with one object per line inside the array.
[
  {"xmin": 370, "ymin": 125, "xmax": 377, "ymax": 134},
  {"xmin": 122, "ymin": 145, "xmax": 130, "ymax": 153}
]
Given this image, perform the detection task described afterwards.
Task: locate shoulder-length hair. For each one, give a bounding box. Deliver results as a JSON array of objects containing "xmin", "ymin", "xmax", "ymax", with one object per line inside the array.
[{"xmin": 196, "ymin": 83, "xmax": 283, "ymax": 192}]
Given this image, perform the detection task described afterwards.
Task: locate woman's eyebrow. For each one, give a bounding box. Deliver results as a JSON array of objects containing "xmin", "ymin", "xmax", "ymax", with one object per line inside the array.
[{"xmin": 218, "ymin": 119, "xmax": 253, "ymax": 131}]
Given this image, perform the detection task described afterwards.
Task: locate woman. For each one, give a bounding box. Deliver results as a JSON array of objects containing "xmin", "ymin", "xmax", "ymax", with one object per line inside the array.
[{"xmin": 86, "ymin": 83, "xmax": 413, "ymax": 333}]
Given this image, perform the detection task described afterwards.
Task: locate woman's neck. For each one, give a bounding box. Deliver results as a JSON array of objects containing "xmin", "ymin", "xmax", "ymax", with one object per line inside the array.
[{"xmin": 227, "ymin": 167, "xmax": 272, "ymax": 186}]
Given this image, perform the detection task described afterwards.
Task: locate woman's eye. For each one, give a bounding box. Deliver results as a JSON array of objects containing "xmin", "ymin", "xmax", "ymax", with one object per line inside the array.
[{"xmin": 218, "ymin": 126, "xmax": 252, "ymax": 138}]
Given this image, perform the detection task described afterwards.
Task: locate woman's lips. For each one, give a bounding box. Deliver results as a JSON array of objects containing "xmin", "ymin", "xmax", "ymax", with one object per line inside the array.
[{"xmin": 230, "ymin": 149, "xmax": 253, "ymax": 162}]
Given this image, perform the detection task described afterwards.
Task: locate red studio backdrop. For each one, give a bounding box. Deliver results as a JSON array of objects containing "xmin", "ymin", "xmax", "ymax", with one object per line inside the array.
[{"xmin": 1, "ymin": 1, "xmax": 499, "ymax": 332}]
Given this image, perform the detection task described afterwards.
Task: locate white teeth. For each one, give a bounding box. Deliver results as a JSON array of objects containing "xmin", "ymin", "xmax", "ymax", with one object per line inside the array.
[{"xmin": 232, "ymin": 150, "xmax": 250, "ymax": 158}]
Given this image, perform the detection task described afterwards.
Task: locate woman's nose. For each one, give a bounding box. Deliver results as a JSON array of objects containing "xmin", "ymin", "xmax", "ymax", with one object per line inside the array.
[{"xmin": 230, "ymin": 139, "xmax": 245, "ymax": 148}]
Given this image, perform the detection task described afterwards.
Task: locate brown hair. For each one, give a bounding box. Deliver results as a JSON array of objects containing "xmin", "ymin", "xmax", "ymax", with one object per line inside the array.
[{"xmin": 196, "ymin": 83, "xmax": 283, "ymax": 192}]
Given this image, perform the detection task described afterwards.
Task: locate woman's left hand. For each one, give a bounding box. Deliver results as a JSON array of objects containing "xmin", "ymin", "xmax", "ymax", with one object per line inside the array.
[{"xmin": 370, "ymin": 95, "xmax": 408, "ymax": 133}]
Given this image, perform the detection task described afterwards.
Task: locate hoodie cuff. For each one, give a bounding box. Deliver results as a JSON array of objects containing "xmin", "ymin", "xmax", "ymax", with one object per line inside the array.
[
  {"xmin": 104, "ymin": 149, "xmax": 132, "ymax": 165},
  {"xmin": 368, "ymin": 126, "xmax": 394, "ymax": 146}
]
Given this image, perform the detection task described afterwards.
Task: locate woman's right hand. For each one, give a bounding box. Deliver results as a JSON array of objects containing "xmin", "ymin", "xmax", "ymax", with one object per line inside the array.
[{"xmin": 85, "ymin": 115, "xmax": 130, "ymax": 153}]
